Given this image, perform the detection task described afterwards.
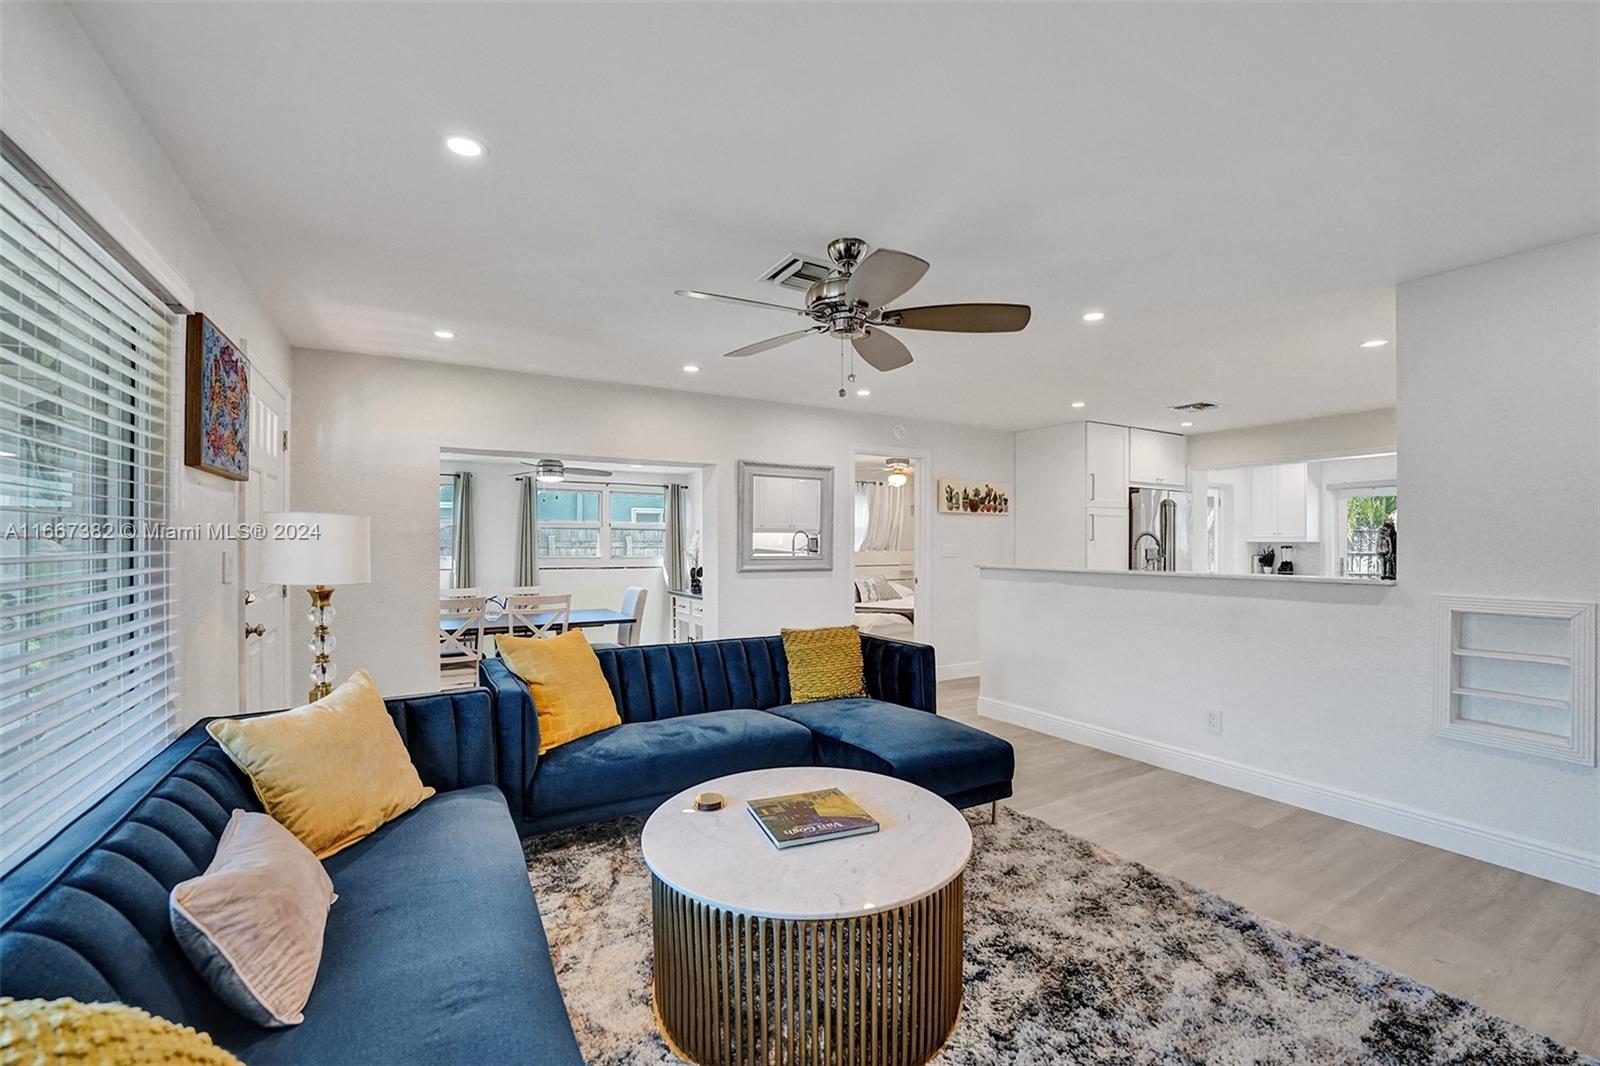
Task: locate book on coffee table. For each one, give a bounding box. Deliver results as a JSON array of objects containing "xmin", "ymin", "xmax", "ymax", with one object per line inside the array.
[{"xmin": 747, "ymin": 787, "xmax": 880, "ymax": 849}]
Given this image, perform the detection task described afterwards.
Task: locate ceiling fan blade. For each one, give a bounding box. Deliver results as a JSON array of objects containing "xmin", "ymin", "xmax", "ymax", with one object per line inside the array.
[
  {"xmin": 563, "ymin": 466, "xmax": 614, "ymax": 478},
  {"xmin": 853, "ymin": 327, "xmax": 914, "ymax": 372},
  {"xmin": 878, "ymin": 303, "xmax": 1032, "ymax": 333},
  {"xmin": 845, "ymin": 250, "xmax": 929, "ymax": 310},
  {"xmin": 723, "ymin": 326, "xmax": 826, "ymax": 358},
  {"xmin": 676, "ymin": 290, "xmax": 806, "ymax": 315}
]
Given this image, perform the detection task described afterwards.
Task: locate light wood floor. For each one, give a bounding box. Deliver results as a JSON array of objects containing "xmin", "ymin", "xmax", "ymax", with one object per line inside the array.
[{"xmin": 940, "ymin": 676, "xmax": 1600, "ymax": 1056}]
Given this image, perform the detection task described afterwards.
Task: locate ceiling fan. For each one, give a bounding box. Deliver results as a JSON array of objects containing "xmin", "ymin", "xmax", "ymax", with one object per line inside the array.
[
  {"xmin": 677, "ymin": 237, "xmax": 1030, "ymax": 390},
  {"xmin": 515, "ymin": 458, "xmax": 613, "ymax": 484}
]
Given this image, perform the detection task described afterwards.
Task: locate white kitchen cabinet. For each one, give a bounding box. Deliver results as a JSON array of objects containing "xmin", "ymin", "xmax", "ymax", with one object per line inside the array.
[
  {"xmin": 751, "ymin": 476, "xmax": 788, "ymax": 530},
  {"xmin": 751, "ymin": 476, "xmax": 821, "ymax": 532},
  {"xmin": 788, "ymin": 478, "xmax": 821, "ymax": 532},
  {"xmin": 1247, "ymin": 462, "xmax": 1319, "ymax": 542},
  {"xmin": 1086, "ymin": 509, "xmax": 1130, "ymax": 571},
  {"xmin": 1128, "ymin": 428, "xmax": 1187, "ymax": 486},
  {"xmin": 1085, "ymin": 422, "xmax": 1129, "ymax": 506}
]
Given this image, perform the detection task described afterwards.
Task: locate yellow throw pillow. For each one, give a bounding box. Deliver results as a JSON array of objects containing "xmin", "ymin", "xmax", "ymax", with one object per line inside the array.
[
  {"xmin": 207, "ymin": 670, "xmax": 434, "ymax": 859},
  {"xmin": 0, "ymin": 997, "xmax": 244, "ymax": 1066},
  {"xmin": 498, "ymin": 630, "xmax": 621, "ymax": 754},
  {"xmin": 782, "ymin": 625, "xmax": 868, "ymax": 704}
]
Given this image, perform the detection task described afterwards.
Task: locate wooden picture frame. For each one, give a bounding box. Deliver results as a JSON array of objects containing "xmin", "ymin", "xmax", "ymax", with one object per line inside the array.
[{"xmin": 184, "ymin": 313, "xmax": 250, "ymax": 480}]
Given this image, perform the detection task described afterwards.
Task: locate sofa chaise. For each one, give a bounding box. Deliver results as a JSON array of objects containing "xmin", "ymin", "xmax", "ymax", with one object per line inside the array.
[
  {"xmin": 0, "ymin": 688, "xmax": 585, "ymax": 1066},
  {"xmin": 480, "ymin": 632, "xmax": 1015, "ymax": 834}
]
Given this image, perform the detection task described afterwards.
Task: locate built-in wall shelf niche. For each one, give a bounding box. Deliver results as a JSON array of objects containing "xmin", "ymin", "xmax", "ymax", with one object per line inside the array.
[{"xmin": 1433, "ymin": 596, "xmax": 1596, "ymax": 765}]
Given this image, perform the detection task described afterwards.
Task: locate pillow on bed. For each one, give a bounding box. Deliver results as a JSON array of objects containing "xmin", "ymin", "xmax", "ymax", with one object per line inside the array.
[
  {"xmin": 854, "ymin": 578, "xmax": 882, "ymax": 603},
  {"xmin": 887, "ymin": 580, "xmax": 914, "ymax": 599}
]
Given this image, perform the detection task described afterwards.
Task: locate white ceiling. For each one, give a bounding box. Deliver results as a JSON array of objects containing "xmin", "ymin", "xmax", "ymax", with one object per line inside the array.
[{"xmin": 71, "ymin": 2, "xmax": 1597, "ymax": 433}]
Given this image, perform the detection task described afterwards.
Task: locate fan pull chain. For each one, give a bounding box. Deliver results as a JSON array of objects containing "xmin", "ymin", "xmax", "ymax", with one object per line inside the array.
[{"xmin": 838, "ymin": 336, "xmax": 848, "ymax": 398}]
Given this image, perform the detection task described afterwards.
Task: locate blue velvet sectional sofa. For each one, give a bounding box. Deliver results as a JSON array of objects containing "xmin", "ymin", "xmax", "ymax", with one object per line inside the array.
[
  {"xmin": 0, "ymin": 632, "xmax": 1011, "ymax": 1064},
  {"xmin": 481, "ymin": 633, "xmax": 1015, "ymax": 833}
]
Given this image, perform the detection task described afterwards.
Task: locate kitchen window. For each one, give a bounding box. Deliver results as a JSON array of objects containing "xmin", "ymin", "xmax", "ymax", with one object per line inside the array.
[
  {"xmin": 1, "ymin": 147, "xmax": 177, "ymax": 869},
  {"xmin": 1337, "ymin": 483, "xmax": 1397, "ymax": 578},
  {"xmin": 538, "ymin": 484, "xmax": 665, "ymax": 566}
]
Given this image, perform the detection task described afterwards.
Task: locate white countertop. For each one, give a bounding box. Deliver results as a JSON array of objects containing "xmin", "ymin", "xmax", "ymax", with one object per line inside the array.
[
  {"xmin": 979, "ymin": 565, "xmax": 1396, "ymax": 588},
  {"xmin": 640, "ymin": 767, "xmax": 972, "ymax": 920}
]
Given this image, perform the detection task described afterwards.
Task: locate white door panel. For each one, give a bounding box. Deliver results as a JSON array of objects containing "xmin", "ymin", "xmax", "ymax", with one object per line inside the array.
[{"xmin": 241, "ymin": 378, "xmax": 289, "ymax": 711}]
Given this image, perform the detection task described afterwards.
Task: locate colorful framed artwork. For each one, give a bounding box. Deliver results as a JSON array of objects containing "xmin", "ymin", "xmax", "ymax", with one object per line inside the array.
[
  {"xmin": 938, "ymin": 479, "xmax": 1010, "ymax": 515},
  {"xmin": 184, "ymin": 313, "xmax": 250, "ymax": 481}
]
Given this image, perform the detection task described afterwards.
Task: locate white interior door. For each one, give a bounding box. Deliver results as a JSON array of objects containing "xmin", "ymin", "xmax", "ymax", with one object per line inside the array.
[{"xmin": 241, "ymin": 377, "xmax": 289, "ymax": 711}]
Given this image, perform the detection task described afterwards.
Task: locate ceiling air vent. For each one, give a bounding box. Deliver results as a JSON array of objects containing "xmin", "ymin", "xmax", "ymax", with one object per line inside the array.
[
  {"xmin": 759, "ymin": 253, "xmax": 834, "ymax": 292},
  {"xmin": 1171, "ymin": 401, "xmax": 1219, "ymax": 413}
]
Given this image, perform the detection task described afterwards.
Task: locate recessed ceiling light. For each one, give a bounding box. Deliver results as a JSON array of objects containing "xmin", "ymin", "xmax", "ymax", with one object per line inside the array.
[
  {"xmin": 1070, "ymin": 401, "xmax": 1086, "ymax": 408},
  {"xmin": 1081, "ymin": 311, "xmax": 1106, "ymax": 323},
  {"xmin": 629, "ymin": 464, "xmax": 644, "ymax": 469},
  {"xmin": 1360, "ymin": 338, "xmax": 1389, "ymax": 348},
  {"xmin": 444, "ymin": 135, "xmax": 484, "ymax": 158},
  {"xmin": 856, "ymin": 388, "xmax": 871, "ymax": 397},
  {"xmin": 682, "ymin": 364, "xmax": 700, "ymax": 373},
  {"xmin": 432, "ymin": 329, "xmax": 455, "ymax": 340},
  {"xmin": 1180, "ymin": 421, "xmax": 1194, "ymax": 428}
]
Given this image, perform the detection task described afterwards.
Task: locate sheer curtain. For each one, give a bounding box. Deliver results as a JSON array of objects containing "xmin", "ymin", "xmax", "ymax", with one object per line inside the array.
[
  {"xmin": 856, "ymin": 480, "xmax": 910, "ymax": 551},
  {"xmin": 515, "ymin": 475, "xmax": 539, "ymax": 587},
  {"xmin": 451, "ymin": 472, "xmax": 476, "ymax": 587}
]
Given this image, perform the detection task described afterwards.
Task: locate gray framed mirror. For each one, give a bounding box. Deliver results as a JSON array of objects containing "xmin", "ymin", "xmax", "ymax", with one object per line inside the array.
[{"xmin": 737, "ymin": 461, "xmax": 834, "ymax": 572}]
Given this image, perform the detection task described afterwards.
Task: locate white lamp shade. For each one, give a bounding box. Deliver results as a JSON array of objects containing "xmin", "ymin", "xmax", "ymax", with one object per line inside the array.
[{"xmin": 257, "ymin": 512, "xmax": 371, "ymax": 586}]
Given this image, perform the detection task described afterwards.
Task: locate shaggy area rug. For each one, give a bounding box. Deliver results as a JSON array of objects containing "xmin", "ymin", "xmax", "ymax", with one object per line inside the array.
[{"xmin": 524, "ymin": 808, "xmax": 1593, "ymax": 1065}]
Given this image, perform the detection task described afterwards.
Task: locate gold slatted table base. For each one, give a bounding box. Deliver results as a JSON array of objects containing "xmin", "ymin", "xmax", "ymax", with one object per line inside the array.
[{"xmin": 651, "ymin": 873, "xmax": 964, "ymax": 1066}]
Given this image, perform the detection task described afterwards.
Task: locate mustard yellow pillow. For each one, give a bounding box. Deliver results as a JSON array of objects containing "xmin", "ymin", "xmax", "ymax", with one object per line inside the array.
[
  {"xmin": 782, "ymin": 625, "xmax": 868, "ymax": 703},
  {"xmin": 498, "ymin": 631, "xmax": 621, "ymax": 754},
  {"xmin": 0, "ymin": 997, "xmax": 244, "ymax": 1066},
  {"xmin": 207, "ymin": 670, "xmax": 433, "ymax": 859}
]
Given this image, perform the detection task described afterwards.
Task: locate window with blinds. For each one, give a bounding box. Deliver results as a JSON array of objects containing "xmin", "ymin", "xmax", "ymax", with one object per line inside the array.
[{"xmin": 1, "ymin": 149, "xmax": 177, "ymax": 869}]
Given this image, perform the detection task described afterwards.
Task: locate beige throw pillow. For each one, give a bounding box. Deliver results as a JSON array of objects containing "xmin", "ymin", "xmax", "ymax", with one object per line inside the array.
[{"xmin": 170, "ymin": 810, "xmax": 336, "ymax": 1027}]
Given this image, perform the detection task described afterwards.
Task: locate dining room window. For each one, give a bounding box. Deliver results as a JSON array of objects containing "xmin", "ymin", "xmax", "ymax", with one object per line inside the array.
[
  {"xmin": 537, "ymin": 484, "xmax": 665, "ymax": 566},
  {"xmin": 438, "ymin": 474, "xmax": 456, "ymax": 587}
]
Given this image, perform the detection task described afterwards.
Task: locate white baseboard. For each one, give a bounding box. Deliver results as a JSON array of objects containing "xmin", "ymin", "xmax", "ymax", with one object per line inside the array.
[
  {"xmin": 937, "ymin": 661, "xmax": 980, "ymax": 682},
  {"xmin": 978, "ymin": 695, "xmax": 1600, "ymax": 895}
]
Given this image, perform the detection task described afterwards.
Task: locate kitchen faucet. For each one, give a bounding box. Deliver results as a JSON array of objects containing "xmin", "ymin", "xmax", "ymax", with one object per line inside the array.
[
  {"xmin": 1132, "ymin": 531, "xmax": 1165, "ymax": 571},
  {"xmin": 792, "ymin": 529, "xmax": 812, "ymax": 556}
]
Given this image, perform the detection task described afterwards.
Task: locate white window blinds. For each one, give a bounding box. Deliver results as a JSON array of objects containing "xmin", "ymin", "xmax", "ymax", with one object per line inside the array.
[{"xmin": 1, "ymin": 150, "xmax": 177, "ymax": 869}]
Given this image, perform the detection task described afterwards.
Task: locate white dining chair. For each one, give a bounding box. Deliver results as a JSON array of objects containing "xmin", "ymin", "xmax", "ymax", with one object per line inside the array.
[
  {"xmin": 439, "ymin": 594, "xmax": 487, "ymax": 688},
  {"xmin": 503, "ymin": 593, "xmax": 571, "ymax": 642},
  {"xmin": 616, "ymin": 586, "xmax": 648, "ymax": 647}
]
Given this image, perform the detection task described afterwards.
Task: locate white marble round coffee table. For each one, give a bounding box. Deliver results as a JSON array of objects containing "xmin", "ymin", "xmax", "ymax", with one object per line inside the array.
[{"xmin": 641, "ymin": 767, "xmax": 971, "ymax": 1066}]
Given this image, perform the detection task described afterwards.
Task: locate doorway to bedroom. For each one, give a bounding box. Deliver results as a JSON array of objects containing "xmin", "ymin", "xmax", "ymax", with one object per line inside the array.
[{"xmin": 851, "ymin": 452, "xmax": 920, "ymax": 644}]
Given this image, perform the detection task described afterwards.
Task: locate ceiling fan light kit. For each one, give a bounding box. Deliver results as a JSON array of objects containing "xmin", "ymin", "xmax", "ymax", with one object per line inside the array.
[
  {"xmin": 677, "ymin": 236, "xmax": 1032, "ymax": 393},
  {"xmin": 517, "ymin": 458, "xmax": 615, "ymax": 483}
]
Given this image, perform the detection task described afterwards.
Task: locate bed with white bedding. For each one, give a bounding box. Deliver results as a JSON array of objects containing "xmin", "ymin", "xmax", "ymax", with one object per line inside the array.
[
  {"xmin": 853, "ymin": 608, "xmax": 916, "ymax": 641},
  {"xmin": 853, "ymin": 574, "xmax": 915, "ymax": 640}
]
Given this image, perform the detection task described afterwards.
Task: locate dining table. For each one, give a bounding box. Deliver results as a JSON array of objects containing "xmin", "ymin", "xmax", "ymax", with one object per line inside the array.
[{"xmin": 439, "ymin": 607, "xmax": 636, "ymax": 638}]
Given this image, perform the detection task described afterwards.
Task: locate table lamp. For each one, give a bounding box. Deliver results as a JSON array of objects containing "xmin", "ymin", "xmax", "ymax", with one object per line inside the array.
[{"xmin": 257, "ymin": 512, "xmax": 371, "ymax": 701}]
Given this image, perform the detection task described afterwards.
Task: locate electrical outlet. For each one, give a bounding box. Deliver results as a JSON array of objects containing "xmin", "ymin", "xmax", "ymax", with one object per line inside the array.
[{"xmin": 1204, "ymin": 709, "xmax": 1223, "ymax": 735}]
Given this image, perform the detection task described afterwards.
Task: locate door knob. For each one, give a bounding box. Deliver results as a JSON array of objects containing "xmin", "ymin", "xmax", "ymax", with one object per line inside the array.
[{"xmin": 244, "ymin": 623, "xmax": 266, "ymax": 638}]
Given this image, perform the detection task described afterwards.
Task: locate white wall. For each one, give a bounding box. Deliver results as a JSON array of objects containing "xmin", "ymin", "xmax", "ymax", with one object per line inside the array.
[
  {"xmin": 291, "ymin": 350, "xmax": 1015, "ymax": 696},
  {"xmin": 2, "ymin": 3, "xmax": 293, "ymax": 724},
  {"xmin": 980, "ymin": 236, "xmax": 1600, "ymax": 891},
  {"xmin": 1187, "ymin": 407, "xmax": 1396, "ymax": 470}
]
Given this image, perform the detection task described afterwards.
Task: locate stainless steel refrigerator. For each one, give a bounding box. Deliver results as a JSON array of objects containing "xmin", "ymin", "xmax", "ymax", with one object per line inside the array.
[{"xmin": 1128, "ymin": 487, "xmax": 1192, "ymax": 571}]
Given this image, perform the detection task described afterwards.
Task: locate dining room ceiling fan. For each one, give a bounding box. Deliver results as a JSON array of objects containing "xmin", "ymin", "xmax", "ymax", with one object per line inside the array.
[
  {"xmin": 676, "ymin": 237, "xmax": 1030, "ymax": 391},
  {"xmin": 515, "ymin": 458, "xmax": 612, "ymax": 484}
]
